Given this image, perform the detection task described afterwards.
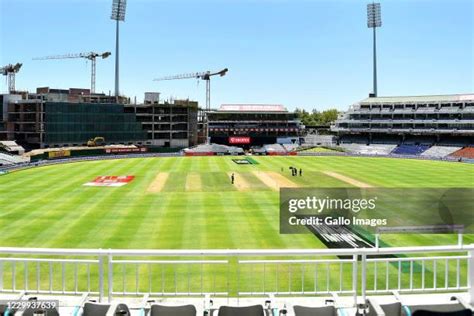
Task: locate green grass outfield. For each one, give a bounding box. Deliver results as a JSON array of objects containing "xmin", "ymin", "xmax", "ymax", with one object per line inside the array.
[
  {"xmin": 0, "ymin": 155, "xmax": 473, "ymax": 249},
  {"xmin": 0, "ymin": 156, "xmax": 472, "ymax": 295}
]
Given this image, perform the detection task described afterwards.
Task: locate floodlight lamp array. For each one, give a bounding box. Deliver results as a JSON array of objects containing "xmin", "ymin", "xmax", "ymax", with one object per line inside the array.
[
  {"xmin": 111, "ymin": 0, "xmax": 127, "ymax": 21},
  {"xmin": 367, "ymin": 3, "xmax": 382, "ymax": 28}
]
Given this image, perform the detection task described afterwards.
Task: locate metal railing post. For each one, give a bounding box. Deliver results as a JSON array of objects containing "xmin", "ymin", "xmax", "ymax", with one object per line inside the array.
[
  {"xmin": 0, "ymin": 261, "xmax": 3, "ymax": 291},
  {"xmin": 458, "ymin": 233, "xmax": 463, "ymax": 247},
  {"xmin": 98, "ymin": 254, "xmax": 104, "ymax": 302},
  {"xmin": 352, "ymin": 254, "xmax": 358, "ymax": 306},
  {"xmin": 361, "ymin": 254, "xmax": 367, "ymax": 304},
  {"xmin": 469, "ymin": 248, "xmax": 474, "ymax": 305},
  {"xmin": 108, "ymin": 253, "xmax": 113, "ymax": 302}
]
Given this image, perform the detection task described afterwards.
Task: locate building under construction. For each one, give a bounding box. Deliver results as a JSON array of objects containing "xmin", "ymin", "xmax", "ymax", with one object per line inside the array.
[
  {"xmin": 2, "ymin": 89, "xmax": 145, "ymax": 149},
  {"xmin": 124, "ymin": 93, "xmax": 199, "ymax": 148},
  {"xmin": 0, "ymin": 89, "xmax": 200, "ymax": 149}
]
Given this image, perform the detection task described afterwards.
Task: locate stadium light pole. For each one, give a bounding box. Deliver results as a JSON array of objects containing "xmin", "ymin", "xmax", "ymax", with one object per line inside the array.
[
  {"xmin": 111, "ymin": 0, "xmax": 127, "ymax": 100},
  {"xmin": 367, "ymin": 2, "xmax": 382, "ymax": 97}
]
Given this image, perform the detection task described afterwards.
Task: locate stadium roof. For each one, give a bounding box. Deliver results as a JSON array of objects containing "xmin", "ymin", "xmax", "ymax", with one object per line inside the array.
[
  {"xmin": 218, "ymin": 104, "xmax": 288, "ymax": 112},
  {"xmin": 359, "ymin": 93, "xmax": 474, "ymax": 104}
]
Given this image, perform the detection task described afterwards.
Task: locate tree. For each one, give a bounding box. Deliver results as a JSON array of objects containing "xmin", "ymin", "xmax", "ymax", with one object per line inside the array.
[{"xmin": 295, "ymin": 108, "xmax": 339, "ymax": 126}]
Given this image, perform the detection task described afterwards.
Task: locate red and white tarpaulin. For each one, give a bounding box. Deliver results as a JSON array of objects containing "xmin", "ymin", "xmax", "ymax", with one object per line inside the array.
[{"xmin": 83, "ymin": 176, "xmax": 135, "ymax": 187}]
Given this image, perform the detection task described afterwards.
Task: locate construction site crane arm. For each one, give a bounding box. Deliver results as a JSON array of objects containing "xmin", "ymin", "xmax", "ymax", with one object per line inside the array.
[
  {"xmin": 32, "ymin": 52, "xmax": 111, "ymax": 94},
  {"xmin": 153, "ymin": 72, "xmax": 208, "ymax": 82},
  {"xmin": 33, "ymin": 52, "xmax": 111, "ymax": 61},
  {"xmin": 33, "ymin": 53, "xmax": 93, "ymax": 60},
  {"xmin": 153, "ymin": 68, "xmax": 228, "ymax": 82},
  {"xmin": 152, "ymin": 68, "xmax": 229, "ymax": 141}
]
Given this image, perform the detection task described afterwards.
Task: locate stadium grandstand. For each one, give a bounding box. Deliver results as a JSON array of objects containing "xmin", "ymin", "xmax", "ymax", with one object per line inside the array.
[
  {"xmin": 207, "ymin": 104, "xmax": 303, "ymax": 147},
  {"xmin": 0, "ymin": 152, "xmax": 29, "ymax": 166},
  {"xmin": 331, "ymin": 94, "xmax": 474, "ymax": 160},
  {"xmin": 0, "ymin": 140, "xmax": 24, "ymax": 155},
  {"xmin": 0, "ymin": 141, "xmax": 28, "ymax": 165}
]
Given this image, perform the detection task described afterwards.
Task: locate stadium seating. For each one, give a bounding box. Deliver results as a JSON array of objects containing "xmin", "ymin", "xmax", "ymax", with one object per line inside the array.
[
  {"xmin": 0, "ymin": 152, "xmax": 29, "ymax": 165},
  {"xmin": 303, "ymin": 134, "xmax": 335, "ymax": 147},
  {"xmin": 411, "ymin": 308, "xmax": 471, "ymax": 316},
  {"xmin": 340, "ymin": 143, "xmax": 397, "ymax": 155},
  {"xmin": 183, "ymin": 144, "xmax": 244, "ymax": 156},
  {"xmin": 366, "ymin": 299, "xmax": 402, "ymax": 316},
  {"xmin": 78, "ymin": 302, "xmax": 130, "ymax": 316},
  {"xmin": 391, "ymin": 144, "xmax": 430, "ymax": 156},
  {"xmin": 0, "ymin": 141, "xmax": 25, "ymax": 155},
  {"xmin": 81, "ymin": 302, "xmax": 112, "ymax": 316},
  {"xmin": 338, "ymin": 135, "xmax": 369, "ymax": 144},
  {"xmin": 293, "ymin": 305, "xmax": 337, "ymax": 316},
  {"xmin": 217, "ymin": 305, "xmax": 264, "ymax": 316},
  {"xmin": 450, "ymin": 147, "xmax": 474, "ymax": 159},
  {"xmin": 366, "ymin": 295, "xmax": 473, "ymax": 316},
  {"xmin": 420, "ymin": 146, "xmax": 462, "ymax": 158},
  {"xmin": 150, "ymin": 304, "xmax": 196, "ymax": 316},
  {"xmin": 1, "ymin": 293, "xmax": 472, "ymax": 316},
  {"xmin": 23, "ymin": 306, "xmax": 60, "ymax": 316},
  {"xmin": 263, "ymin": 144, "xmax": 287, "ymax": 154},
  {"xmin": 281, "ymin": 143, "xmax": 298, "ymax": 152}
]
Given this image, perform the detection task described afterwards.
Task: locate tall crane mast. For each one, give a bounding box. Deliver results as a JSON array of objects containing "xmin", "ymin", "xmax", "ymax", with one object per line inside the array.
[
  {"xmin": 1, "ymin": 63, "xmax": 22, "ymax": 93},
  {"xmin": 154, "ymin": 68, "xmax": 228, "ymax": 144},
  {"xmin": 33, "ymin": 52, "xmax": 111, "ymax": 94},
  {"xmin": 154, "ymin": 68, "xmax": 228, "ymax": 112}
]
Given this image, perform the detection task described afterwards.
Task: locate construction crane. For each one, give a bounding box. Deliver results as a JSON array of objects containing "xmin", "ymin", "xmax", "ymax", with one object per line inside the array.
[
  {"xmin": 153, "ymin": 68, "xmax": 228, "ymax": 112},
  {"xmin": 1, "ymin": 63, "xmax": 22, "ymax": 93},
  {"xmin": 33, "ymin": 52, "xmax": 111, "ymax": 94}
]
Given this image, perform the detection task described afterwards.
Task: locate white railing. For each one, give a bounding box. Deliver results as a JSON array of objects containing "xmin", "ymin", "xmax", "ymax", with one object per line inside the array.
[
  {"xmin": 0, "ymin": 256, "xmax": 102, "ymax": 296},
  {"xmin": 108, "ymin": 258, "xmax": 229, "ymax": 297},
  {"xmin": 237, "ymin": 256, "xmax": 358, "ymax": 297},
  {"xmin": 0, "ymin": 245, "xmax": 472, "ymax": 305},
  {"xmin": 365, "ymin": 255, "xmax": 469, "ymax": 293}
]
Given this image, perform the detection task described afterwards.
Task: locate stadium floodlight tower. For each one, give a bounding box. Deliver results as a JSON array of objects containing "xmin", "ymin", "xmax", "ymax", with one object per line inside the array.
[
  {"xmin": 367, "ymin": 2, "xmax": 382, "ymax": 97},
  {"xmin": 111, "ymin": 0, "xmax": 127, "ymax": 99}
]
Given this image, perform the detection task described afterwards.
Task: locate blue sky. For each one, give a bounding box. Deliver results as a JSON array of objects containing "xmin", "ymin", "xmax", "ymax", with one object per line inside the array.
[{"xmin": 0, "ymin": 0, "xmax": 472, "ymax": 111}]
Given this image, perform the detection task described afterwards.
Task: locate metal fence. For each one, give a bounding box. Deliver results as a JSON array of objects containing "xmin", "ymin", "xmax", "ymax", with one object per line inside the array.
[{"xmin": 0, "ymin": 245, "xmax": 472, "ymax": 305}]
